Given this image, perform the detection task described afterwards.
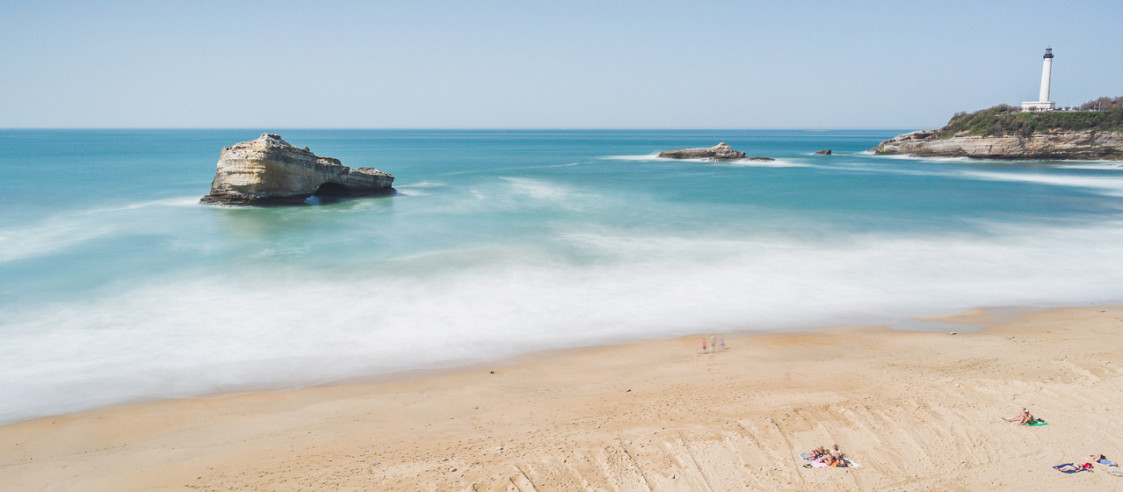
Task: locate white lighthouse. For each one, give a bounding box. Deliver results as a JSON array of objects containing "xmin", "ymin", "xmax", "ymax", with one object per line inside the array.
[{"xmin": 1022, "ymin": 47, "xmax": 1056, "ymax": 112}]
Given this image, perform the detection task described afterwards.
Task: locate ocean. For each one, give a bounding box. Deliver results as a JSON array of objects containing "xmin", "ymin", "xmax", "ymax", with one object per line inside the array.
[{"xmin": 2, "ymin": 129, "xmax": 1122, "ymax": 423}]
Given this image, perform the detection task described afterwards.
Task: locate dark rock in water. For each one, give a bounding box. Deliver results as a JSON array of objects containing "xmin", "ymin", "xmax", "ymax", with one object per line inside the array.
[
  {"xmin": 746, "ymin": 157, "xmax": 776, "ymax": 161},
  {"xmin": 658, "ymin": 142, "xmax": 746, "ymax": 160},
  {"xmin": 814, "ymin": 149, "xmax": 832, "ymax": 155},
  {"xmin": 201, "ymin": 133, "xmax": 394, "ymax": 205}
]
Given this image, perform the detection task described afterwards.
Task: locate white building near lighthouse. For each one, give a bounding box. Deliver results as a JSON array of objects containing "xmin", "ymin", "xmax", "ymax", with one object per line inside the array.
[{"xmin": 1021, "ymin": 47, "xmax": 1056, "ymax": 112}]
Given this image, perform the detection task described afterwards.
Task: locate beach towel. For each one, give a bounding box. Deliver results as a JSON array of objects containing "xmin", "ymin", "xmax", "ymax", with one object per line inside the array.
[
  {"xmin": 1027, "ymin": 419, "xmax": 1048, "ymax": 426},
  {"xmin": 801, "ymin": 456, "xmax": 859, "ymax": 469},
  {"xmin": 1053, "ymin": 463, "xmax": 1089, "ymax": 474}
]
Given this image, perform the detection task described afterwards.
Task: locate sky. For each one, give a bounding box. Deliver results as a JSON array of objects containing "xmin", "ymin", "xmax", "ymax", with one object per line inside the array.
[{"xmin": 1, "ymin": 0, "xmax": 1121, "ymax": 129}]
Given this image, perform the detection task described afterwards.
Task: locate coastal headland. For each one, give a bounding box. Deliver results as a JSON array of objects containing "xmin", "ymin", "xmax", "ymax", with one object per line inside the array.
[
  {"xmin": 874, "ymin": 103, "xmax": 1123, "ymax": 160},
  {"xmin": 3, "ymin": 306, "xmax": 1123, "ymax": 490}
]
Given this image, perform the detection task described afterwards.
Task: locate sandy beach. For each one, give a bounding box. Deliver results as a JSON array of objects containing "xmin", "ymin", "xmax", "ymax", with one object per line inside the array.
[{"xmin": 4, "ymin": 306, "xmax": 1123, "ymax": 491}]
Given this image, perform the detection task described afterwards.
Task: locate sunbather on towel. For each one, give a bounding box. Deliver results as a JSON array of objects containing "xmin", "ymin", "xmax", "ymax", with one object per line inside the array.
[
  {"xmin": 807, "ymin": 446, "xmax": 827, "ymax": 459},
  {"xmin": 1004, "ymin": 408, "xmax": 1035, "ymax": 425},
  {"xmin": 1089, "ymin": 454, "xmax": 1118, "ymax": 466},
  {"xmin": 1054, "ymin": 463, "xmax": 1093, "ymax": 473}
]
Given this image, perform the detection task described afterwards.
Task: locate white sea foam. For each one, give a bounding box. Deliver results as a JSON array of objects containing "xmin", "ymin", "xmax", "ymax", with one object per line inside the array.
[
  {"xmin": 396, "ymin": 180, "xmax": 446, "ymax": 188},
  {"xmin": 501, "ymin": 176, "xmax": 577, "ymax": 200},
  {"xmin": 711, "ymin": 158, "xmax": 810, "ymax": 168},
  {"xmin": 599, "ymin": 152, "xmax": 665, "ymax": 161},
  {"xmin": 0, "ymin": 219, "xmax": 115, "ymax": 263},
  {"xmin": 873, "ymin": 153, "xmax": 975, "ymax": 162},
  {"xmin": 91, "ymin": 196, "xmax": 202, "ymax": 212},
  {"xmin": 0, "ymin": 197, "xmax": 201, "ymax": 263},
  {"xmin": 600, "ymin": 153, "xmax": 808, "ymax": 168},
  {"xmin": 395, "ymin": 181, "xmax": 446, "ymax": 196},
  {"xmin": 825, "ymin": 162, "xmax": 1123, "ymax": 196},
  {"xmin": 4, "ymin": 219, "xmax": 1123, "ymax": 423},
  {"xmin": 956, "ymin": 170, "xmax": 1123, "ymax": 197},
  {"xmin": 1050, "ymin": 161, "xmax": 1123, "ymax": 170}
]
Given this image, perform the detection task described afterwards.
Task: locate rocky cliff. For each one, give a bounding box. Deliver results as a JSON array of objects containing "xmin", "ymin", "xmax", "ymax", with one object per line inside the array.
[
  {"xmin": 873, "ymin": 130, "xmax": 1123, "ymax": 160},
  {"xmin": 659, "ymin": 142, "xmax": 746, "ymax": 160},
  {"xmin": 201, "ymin": 134, "xmax": 395, "ymax": 205}
]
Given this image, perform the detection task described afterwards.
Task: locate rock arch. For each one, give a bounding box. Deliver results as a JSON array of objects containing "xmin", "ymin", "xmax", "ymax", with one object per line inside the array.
[{"xmin": 312, "ymin": 181, "xmax": 352, "ymax": 197}]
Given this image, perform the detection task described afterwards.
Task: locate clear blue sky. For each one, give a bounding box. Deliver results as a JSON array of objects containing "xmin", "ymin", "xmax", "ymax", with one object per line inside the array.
[{"xmin": 2, "ymin": 0, "xmax": 1120, "ymax": 129}]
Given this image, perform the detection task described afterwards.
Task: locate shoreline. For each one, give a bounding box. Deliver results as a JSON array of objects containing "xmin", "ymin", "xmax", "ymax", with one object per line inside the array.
[
  {"xmin": 4, "ymin": 305, "xmax": 1123, "ymax": 490},
  {"xmin": 0, "ymin": 305, "xmax": 1020, "ymax": 427}
]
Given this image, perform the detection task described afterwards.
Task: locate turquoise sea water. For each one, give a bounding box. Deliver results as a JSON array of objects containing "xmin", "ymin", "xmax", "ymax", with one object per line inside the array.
[{"xmin": 3, "ymin": 129, "xmax": 1123, "ymax": 423}]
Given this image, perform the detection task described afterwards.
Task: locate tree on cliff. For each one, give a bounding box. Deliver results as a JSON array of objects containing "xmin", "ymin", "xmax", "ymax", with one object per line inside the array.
[{"xmin": 1079, "ymin": 97, "xmax": 1123, "ymax": 111}]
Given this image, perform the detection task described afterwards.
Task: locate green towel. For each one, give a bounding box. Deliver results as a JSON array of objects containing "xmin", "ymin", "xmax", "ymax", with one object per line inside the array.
[{"xmin": 1027, "ymin": 419, "xmax": 1048, "ymax": 426}]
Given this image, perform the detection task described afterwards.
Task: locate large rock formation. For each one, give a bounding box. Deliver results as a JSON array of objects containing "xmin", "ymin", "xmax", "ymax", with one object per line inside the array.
[
  {"xmin": 201, "ymin": 134, "xmax": 395, "ymax": 205},
  {"xmin": 659, "ymin": 142, "xmax": 746, "ymax": 160},
  {"xmin": 873, "ymin": 130, "xmax": 1123, "ymax": 160}
]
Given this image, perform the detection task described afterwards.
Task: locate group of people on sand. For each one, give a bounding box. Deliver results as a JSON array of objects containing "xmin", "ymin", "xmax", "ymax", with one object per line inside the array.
[
  {"xmin": 798, "ymin": 408, "xmax": 1118, "ymax": 476},
  {"xmin": 700, "ymin": 335, "xmax": 726, "ymax": 354},
  {"xmin": 1053, "ymin": 454, "xmax": 1120, "ymax": 474},
  {"xmin": 805, "ymin": 444, "xmax": 850, "ymax": 468},
  {"xmin": 1003, "ymin": 408, "xmax": 1122, "ymax": 476}
]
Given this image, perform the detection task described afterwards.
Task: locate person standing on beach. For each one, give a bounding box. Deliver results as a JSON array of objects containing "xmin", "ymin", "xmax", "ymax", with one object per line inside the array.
[{"xmin": 701, "ymin": 337, "xmax": 707, "ymax": 353}]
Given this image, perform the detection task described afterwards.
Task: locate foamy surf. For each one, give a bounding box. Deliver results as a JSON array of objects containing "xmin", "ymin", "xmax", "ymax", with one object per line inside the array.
[
  {"xmin": 955, "ymin": 170, "xmax": 1123, "ymax": 198},
  {"xmin": 711, "ymin": 158, "xmax": 810, "ymax": 168},
  {"xmin": 0, "ymin": 219, "xmax": 115, "ymax": 263},
  {"xmin": 1052, "ymin": 161, "xmax": 1123, "ymax": 170},
  {"xmin": 872, "ymin": 152, "xmax": 975, "ymax": 162},
  {"xmin": 0, "ymin": 196, "xmax": 201, "ymax": 263},
  {"xmin": 600, "ymin": 153, "xmax": 808, "ymax": 167},
  {"xmin": 501, "ymin": 176, "xmax": 578, "ymax": 200},
  {"xmin": 599, "ymin": 152, "xmax": 665, "ymax": 161},
  {"xmin": 5, "ymin": 220, "xmax": 1123, "ymax": 423},
  {"xmin": 5, "ymin": 128, "xmax": 1123, "ymax": 425},
  {"xmin": 395, "ymin": 181, "xmax": 447, "ymax": 196}
]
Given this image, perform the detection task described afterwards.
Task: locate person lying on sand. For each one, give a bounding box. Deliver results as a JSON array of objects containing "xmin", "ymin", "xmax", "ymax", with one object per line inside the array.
[
  {"xmin": 1054, "ymin": 463, "xmax": 1093, "ymax": 473},
  {"xmin": 1089, "ymin": 454, "xmax": 1118, "ymax": 467},
  {"xmin": 1004, "ymin": 408, "xmax": 1035, "ymax": 425}
]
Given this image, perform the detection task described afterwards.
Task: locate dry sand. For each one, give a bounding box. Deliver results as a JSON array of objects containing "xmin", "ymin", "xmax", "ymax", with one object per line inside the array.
[{"xmin": 4, "ymin": 306, "xmax": 1123, "ymax": 491}]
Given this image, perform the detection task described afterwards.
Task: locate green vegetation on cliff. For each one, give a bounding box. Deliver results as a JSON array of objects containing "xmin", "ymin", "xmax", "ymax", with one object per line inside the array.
[{"xmin": 936, "ymin": 98, "xmax": 1123, "ymax": 139}]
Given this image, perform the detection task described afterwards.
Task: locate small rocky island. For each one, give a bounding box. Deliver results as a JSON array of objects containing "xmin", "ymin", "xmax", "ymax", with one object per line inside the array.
[
  {"xmin": 873, "ymin": 102, "xmax": 1123, "ymax": 160},
  {"xmin": 658, "ymin": 142, "xmax": 774, "ymax": 161},
  {"xmin": 201, "ymin": 134, "xmax": 394, "ymax": 205}
]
